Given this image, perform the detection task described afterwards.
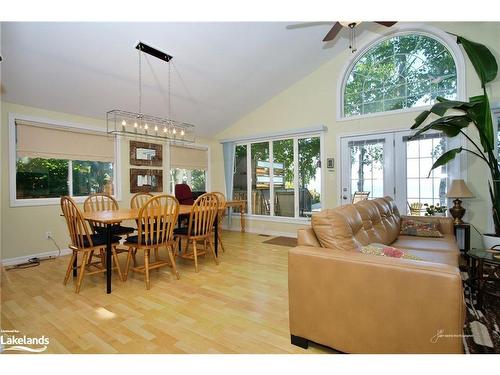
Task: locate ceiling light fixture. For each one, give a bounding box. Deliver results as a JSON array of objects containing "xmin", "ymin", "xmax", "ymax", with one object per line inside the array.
[{"xmin": 107, "ymin": 41, "xmax": 195, "ymax": 142}]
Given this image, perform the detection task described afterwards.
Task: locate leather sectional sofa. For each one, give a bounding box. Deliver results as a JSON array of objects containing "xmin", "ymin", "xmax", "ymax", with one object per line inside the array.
[{"xmin": 288, "ymin": 197, "xmax": 465, "ymax": 353}]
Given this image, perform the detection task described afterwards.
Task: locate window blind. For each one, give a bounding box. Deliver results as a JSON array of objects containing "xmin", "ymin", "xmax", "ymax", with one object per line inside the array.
[
  {"xmin": 16, "ymin": 120, "xmax": 115, "ymax": 162},
  {"xmin": 403, "ymin": 132, "xmax": 444, "ymax": 142},
  {"xmin": 170, "ymin": 145, "xmax": 208, "ymax": 170}
]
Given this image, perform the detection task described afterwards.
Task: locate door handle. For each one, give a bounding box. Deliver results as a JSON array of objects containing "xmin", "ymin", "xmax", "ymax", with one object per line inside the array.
[{"xmin": 342, "ymin": 195, "xmax": 348, "ymax": 200}]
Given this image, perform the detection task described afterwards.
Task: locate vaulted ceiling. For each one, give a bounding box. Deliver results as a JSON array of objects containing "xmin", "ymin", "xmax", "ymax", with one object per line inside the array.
[{"xmin": 2, "ymin": 22, "xmax": 379, "ymax": 136}]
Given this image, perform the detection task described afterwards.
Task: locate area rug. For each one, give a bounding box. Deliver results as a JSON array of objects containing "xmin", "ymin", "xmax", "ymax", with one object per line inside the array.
[
  {"xmin": 462, "ymin": 263, "xmax": 500, "ymax": 353},
  {"xmin": 262, "ymin": 236, "xmax": 297, "ymax": 247}
]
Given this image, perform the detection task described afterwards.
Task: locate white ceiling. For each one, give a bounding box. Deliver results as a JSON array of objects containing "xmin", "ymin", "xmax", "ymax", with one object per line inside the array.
[{"xmin": 1, "ymin": 22, "xmax": 376, "ymax": 137}]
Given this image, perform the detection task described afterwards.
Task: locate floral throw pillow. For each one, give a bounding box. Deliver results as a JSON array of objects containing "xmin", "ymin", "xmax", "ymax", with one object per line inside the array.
[
  {"xmin": 360, "ymin": 243, "xmax": 423, "ymax": 260},
  {"xmin": 399, "ymin": 219, "xmax": 443, "ymax": 238}
]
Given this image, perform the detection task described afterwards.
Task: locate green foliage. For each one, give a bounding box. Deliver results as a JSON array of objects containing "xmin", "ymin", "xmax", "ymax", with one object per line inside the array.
[
  {"xmin": 345, "ymin": 33, "xmax": 457, "ymax": 117},
  {"xmin": 190, "ymin": 169, "xmax": 206, "ymax": 191},
  {"xmin": 16, "ymin": 157, "xmax": 69, "ymax": 198},
  {"xmin": 424, "ymin": 203, "xmax": 447, "ymax": 216},
  {"xmin": 72, "ymin": 160, "xmax": 113, "ymax": 196},
  {"xmin": 411, "ymin": 35, "xmax": 500, "ymax": 234}
]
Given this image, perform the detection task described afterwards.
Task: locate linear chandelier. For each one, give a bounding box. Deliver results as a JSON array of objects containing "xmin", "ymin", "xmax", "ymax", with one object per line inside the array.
[{"xmin": 107, "ymin": 42, "xmax": 195, "ymax": 143}]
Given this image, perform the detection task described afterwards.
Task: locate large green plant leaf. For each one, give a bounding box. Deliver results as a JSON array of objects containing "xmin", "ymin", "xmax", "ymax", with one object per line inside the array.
[
  {"xmin": 457, "ymin": 36, "xmax": 498, "ymax": 86},
  {"xmin": 411, "ymin": 115, "xmax": 471, "ymax": 139},
  {"xmin": 411, "ymin": 98, "xmax": 475, "ymax": 129},
  {"xmin": 428, "ymin": 147, "xmax": 463, "ymax": 177},
  {"xmin": 469, "ymin": 95, "xmax": 494, "ymax": 152}
]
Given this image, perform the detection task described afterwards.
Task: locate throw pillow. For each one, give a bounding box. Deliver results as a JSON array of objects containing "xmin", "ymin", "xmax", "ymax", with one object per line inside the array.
[
  {"xmin": 360, "ymin": 243, "xmax": 423, "ymax": 260},
  {"xmin": 399, "ymin": 218, "xmax": 443, "ymax": 238}
]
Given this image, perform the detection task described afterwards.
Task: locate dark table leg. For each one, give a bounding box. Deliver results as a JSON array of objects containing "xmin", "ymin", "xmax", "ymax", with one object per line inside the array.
[
  {"xmin": 73, "ymin": 253, "xmax": 78, "ymax": 278},
  {"xmin": 106, "ymin": 223, "xmax": 112, "ymax": 294},
  {"xmin": 214, "ymin": 213, "xmax": 218, "ymax": 257},
  {"xmin": 477, "ymin": 259, "xmax": 484, "ymax": 309}
]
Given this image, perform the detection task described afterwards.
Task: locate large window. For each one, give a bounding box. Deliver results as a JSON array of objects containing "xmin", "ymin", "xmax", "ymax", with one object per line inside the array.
[
  {"xmin": 12, "ymin": 119, "xmax": 117, "ymax": 205},
  {"xmin": 343, "ymin": 32, "xmax": 458, "ymax": 118},
  {"xmin": 233, "ymin": 134, "xmax": 322, "ymax": 219}
]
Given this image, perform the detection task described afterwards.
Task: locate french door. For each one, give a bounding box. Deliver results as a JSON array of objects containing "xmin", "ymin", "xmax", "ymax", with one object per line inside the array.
[
  {"xmin": 340, "ymin": 130, "xmax": 460, "ymax": 214},
  {"xmin": 340, "ymin": 133, "xmax": 395, "ymax": 205}
]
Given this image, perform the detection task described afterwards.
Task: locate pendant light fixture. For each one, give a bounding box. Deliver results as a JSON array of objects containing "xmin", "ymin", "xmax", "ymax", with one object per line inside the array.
[{"xmin": 107, "ymin": 41, "xmax": 195, "ymax": 142}]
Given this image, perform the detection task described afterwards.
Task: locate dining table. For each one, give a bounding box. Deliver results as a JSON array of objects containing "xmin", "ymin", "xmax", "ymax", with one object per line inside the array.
[{"xmin": 81, "ymin": 204, "xmax": 219, "ymax": 294}]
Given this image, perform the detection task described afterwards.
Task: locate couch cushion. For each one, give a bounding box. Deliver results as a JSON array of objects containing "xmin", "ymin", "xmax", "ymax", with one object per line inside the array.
[
  {"xmin": 354, "ymin": 200, "xmax": 387, "ymax": 244},
  {"xmin": 311, "ymin": 208, "xmax": 363, "ymax": 251},
  {"xmin": 400, "ymin": 218, "xmax": 443, "ymax": 238},
  {"xmin": 372, "ymin": 197, "xmax": 401, "ymax": 244},
  {"xmin": 392, "ymin": 235, "xmax": 459, "ymax": 253},
  {"xmin": 402, "ymin": 248, "xmax": 459, "ymax": 267}
]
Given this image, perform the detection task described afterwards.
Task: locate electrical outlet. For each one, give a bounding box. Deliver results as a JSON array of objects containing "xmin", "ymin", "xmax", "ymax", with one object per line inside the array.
[{"xmin": 45, "ymin": 231, "xmax": 52, "ymax": 240}]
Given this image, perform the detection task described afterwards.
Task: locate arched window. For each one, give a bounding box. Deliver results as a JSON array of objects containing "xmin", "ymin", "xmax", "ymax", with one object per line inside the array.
[{"xmin": 342, "ymin": 32, "xmax": 458, "ymax": 118}]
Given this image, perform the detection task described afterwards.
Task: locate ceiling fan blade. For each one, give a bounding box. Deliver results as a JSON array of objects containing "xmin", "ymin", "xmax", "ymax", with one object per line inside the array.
[
  {"xmin": 375, "ymin": 21, "xmax": 397, "ymax": 27},
  {"xmin": 322, "ymin": 22, "xmax": 343, "ymax": 42}
]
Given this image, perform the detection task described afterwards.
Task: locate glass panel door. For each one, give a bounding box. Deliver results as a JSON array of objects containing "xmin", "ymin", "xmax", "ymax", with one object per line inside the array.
[{"xmin": 340, "ymin": 134, "xmax": 394, "ymax": 205}]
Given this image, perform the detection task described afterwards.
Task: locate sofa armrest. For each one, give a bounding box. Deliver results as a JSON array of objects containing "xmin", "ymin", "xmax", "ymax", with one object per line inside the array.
[
  {"xmin": 297, "ymin": 228, "xmax": 321, "ymax": 247},
  {"xmin": 400, "ymin": 215, "xmax": 455, "ymax": 236},
  {"xmin": 288, "ymin": 246, "xmax": 464, "ymax": 353}
]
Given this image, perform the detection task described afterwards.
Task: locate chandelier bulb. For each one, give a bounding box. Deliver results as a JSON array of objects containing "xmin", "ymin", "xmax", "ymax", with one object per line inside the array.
[
  {"xmin": 134, "ymin": 122, "xmax": 138, "ymax": 128},
  {"xmin": 154, "ymin": 125, "xmax": 158, "ymax": 132},
  {"xmin": 121, "ymin": 120, "xmax": 126, "ymax": 126},
  {"xmin": 172, "ymin": 128, "xmax": 177, "ymax": 134},
  {"xmin": 163, "ymin": 127, "xmax": 167, "ymax": 133},
  {"xmin": 144, "ymin": 123, "xmax": 148, "ymax": 130},
  {"xmin": 181, "ymin": 129, "xmax": 185, "ymax": 136}
]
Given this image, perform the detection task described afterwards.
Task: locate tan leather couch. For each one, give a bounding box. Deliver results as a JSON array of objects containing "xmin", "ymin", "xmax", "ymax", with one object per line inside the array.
[{"xmin": 289, "ymin": 197, "xmax": 465, "ymax": 353}]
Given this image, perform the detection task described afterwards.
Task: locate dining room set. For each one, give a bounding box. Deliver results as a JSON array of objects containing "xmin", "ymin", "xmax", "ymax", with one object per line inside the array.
[{"xmin": 59, "ymin": 188, "xmax": 237, "ymax": 294}]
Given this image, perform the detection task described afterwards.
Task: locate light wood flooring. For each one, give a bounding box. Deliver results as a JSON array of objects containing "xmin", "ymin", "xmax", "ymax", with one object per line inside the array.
[{"xmin": 1, "ymin": 231, "xmax": 333, "ymax": 354}]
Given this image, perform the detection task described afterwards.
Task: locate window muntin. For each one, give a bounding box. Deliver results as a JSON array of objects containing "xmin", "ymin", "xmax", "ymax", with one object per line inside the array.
[
  {"xmin": 406, "ymin": 133, "xmax": 448, "ymax": 209},
  {"xmin": 343, "ymin": 33, "xmax": 457, "ymax": 118},
  {"xmin": 232, "ymin": 134, "xmax": 322, "ymax": 219}
]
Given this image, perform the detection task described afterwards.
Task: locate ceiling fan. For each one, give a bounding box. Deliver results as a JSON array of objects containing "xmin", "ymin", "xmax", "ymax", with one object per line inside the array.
[{"xmin": 323, "ymin": 21, "xmax": 397, "ymax": 52}]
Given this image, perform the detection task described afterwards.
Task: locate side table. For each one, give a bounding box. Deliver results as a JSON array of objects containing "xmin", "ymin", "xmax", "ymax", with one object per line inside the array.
[
  {"xmin": 467, "ymin": 248, "xmax": 500, "ymax": 308},
  {"xmin": 454, "ymin": 223, "xmax": 471, "ymax": 253}
]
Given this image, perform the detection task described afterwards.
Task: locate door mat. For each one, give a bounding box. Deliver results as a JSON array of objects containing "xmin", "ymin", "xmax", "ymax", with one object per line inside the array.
[{"xmin": 262, "ymin": 236, "xmax": 297, "ymax": 247}]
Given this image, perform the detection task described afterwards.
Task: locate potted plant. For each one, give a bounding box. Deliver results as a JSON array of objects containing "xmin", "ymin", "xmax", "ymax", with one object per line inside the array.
[
  {"xmin": 410, "ymin": 35, "xmax": 499, "ymax": 248},
  {"xmin": 424, "ymin": 203, "xmax": 447, "ymax": 217}
]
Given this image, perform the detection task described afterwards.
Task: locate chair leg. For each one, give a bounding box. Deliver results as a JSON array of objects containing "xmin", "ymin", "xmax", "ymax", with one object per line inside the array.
[
  {"xmin": 154, "ymin": 247, "xmax": 159, "ymax": 263},
  {"xmin": 64, "ymin": 251, "xmax": 76, "ymax": 285},
  {"xmin": 144, "ymin": 249, "xmax": 151, "ymax": 290},
  {"xmin": 208, "ymin": 237, "xmax": 219, "ymax": 265},
  {"xmin": 192, "ymin": 239, "xmax": 199, "ymax": 273},
  {"xmin": 87, "ymin": 250, "xmax": 95, "ymax": 265},
  {"xmin": 218, "ymin": 235, "xmax": 225, "ymax": 253},
  {"xmin": 75, "ymin": 251, "xmax": 89, "ymax": 294},
  {"xmin": 99, "ymin": 249, "xmax": 106, "ymax": 268},
  {"xmin": 124, "ymin": 248, "xmax": 133, "ymax": 281},
  {"xmin": 132, "ymin": 249, "xmax": 137, "ymax": 266},
  {"xmin": 167, "ymin": 245, "xmax": 180, "ymax": 280},
  {"xmin": 112, "ymin": 249, "xmax": 124, "ymax": 282}
]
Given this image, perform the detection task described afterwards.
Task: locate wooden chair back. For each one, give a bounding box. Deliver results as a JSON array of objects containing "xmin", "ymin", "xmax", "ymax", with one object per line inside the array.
[
  {"xmin": 60, "ymin": 196, "xmax": 94, "ymax": 249},
  {"xmin": 187, "ymin": 193, "xmax": 219, "ymax": 238},
  {"xmin": 83, "ymin": 193, "xmax": 119, "ymax": 231},
  {"xmin": 213, "ymin": 192, "xmax": 227, "ymax": 221},
  {"xmin": 131, "ymin": 192, "xmax": 154, "ymax": 209},
  {"xmin": 136, "ymin": 195, "xmax": 179, "ymax": 247}
]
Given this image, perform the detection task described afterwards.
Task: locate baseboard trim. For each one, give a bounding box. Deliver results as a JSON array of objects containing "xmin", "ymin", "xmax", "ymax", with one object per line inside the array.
[
  {"xmin": 221, "ymin": 225, "xmax": 298, "ymax": 238},
  {"xmin": 1, "ymin": 248, "xmax": 72, "ymax": 266}
]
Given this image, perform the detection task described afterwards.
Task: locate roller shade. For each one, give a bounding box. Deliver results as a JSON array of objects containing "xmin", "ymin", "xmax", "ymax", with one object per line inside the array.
[
  {"xmin": 16, "ymin": 120, "xmax": 115, "ymax": 162},
  {"xmin": 170, "ymin": 145, "xmax": 208, "ymax": 170}
]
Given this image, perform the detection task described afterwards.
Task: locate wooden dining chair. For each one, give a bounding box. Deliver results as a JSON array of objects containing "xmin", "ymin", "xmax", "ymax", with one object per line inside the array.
[
  {"xmin": 60, "ymin": 196, "xmax": 124, "ymax": 293},
  {"xmin": 174, "ymin": 193, "xmax": 220, "ymax": 273},
  {"xmin": 122, "ymin": 195, "xmax": 180, "ymax": 290},
  {"xmin": 130, "ymin": 192, "xmax": 154, "ymax": 209},
  {"xmin": 83, "ymin": 193, "xmax": 135, "ymax": 236},
  {"xmin": 213, "ymin": 191, "xmax": 227, "ymax": 253}
]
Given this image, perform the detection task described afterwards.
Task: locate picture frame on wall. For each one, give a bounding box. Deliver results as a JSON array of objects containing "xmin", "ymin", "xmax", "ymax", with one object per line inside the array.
[
  {"xmin": 130, "ymin": 140, "xmax": 163, "ymax": 167},
  {"xmin": 130, "ymin": 168, "xmax": 163, "ymax": 193}
]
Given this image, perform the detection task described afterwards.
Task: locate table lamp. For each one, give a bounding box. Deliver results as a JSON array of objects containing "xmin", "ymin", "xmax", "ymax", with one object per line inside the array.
[{"xmin": 446, "ymin": 179, "xmax": 474, "ymax": 224}]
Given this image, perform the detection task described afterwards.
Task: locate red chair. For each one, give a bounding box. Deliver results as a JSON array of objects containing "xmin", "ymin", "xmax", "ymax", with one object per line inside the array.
[{"xmin": 175, "ymin": 184, "xmax": 195, "ymax": 205}]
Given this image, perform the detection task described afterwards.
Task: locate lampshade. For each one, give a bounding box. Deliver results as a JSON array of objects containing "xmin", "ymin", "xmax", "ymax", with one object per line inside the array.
[{"xmin": 446, "ymin": 179, "xmax": 474, "ymax": 198}]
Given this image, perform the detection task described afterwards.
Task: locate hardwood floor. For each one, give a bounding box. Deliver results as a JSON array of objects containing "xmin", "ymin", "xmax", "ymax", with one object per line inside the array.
[{"xmin": 1, "ymin": 231, "xmax": 333, "ymax": 354}]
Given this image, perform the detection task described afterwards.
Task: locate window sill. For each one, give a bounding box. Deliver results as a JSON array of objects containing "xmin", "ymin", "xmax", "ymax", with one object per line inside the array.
[{"xmin": 10, "ymin": 194, "xmax": 122, "ymax": 208}]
